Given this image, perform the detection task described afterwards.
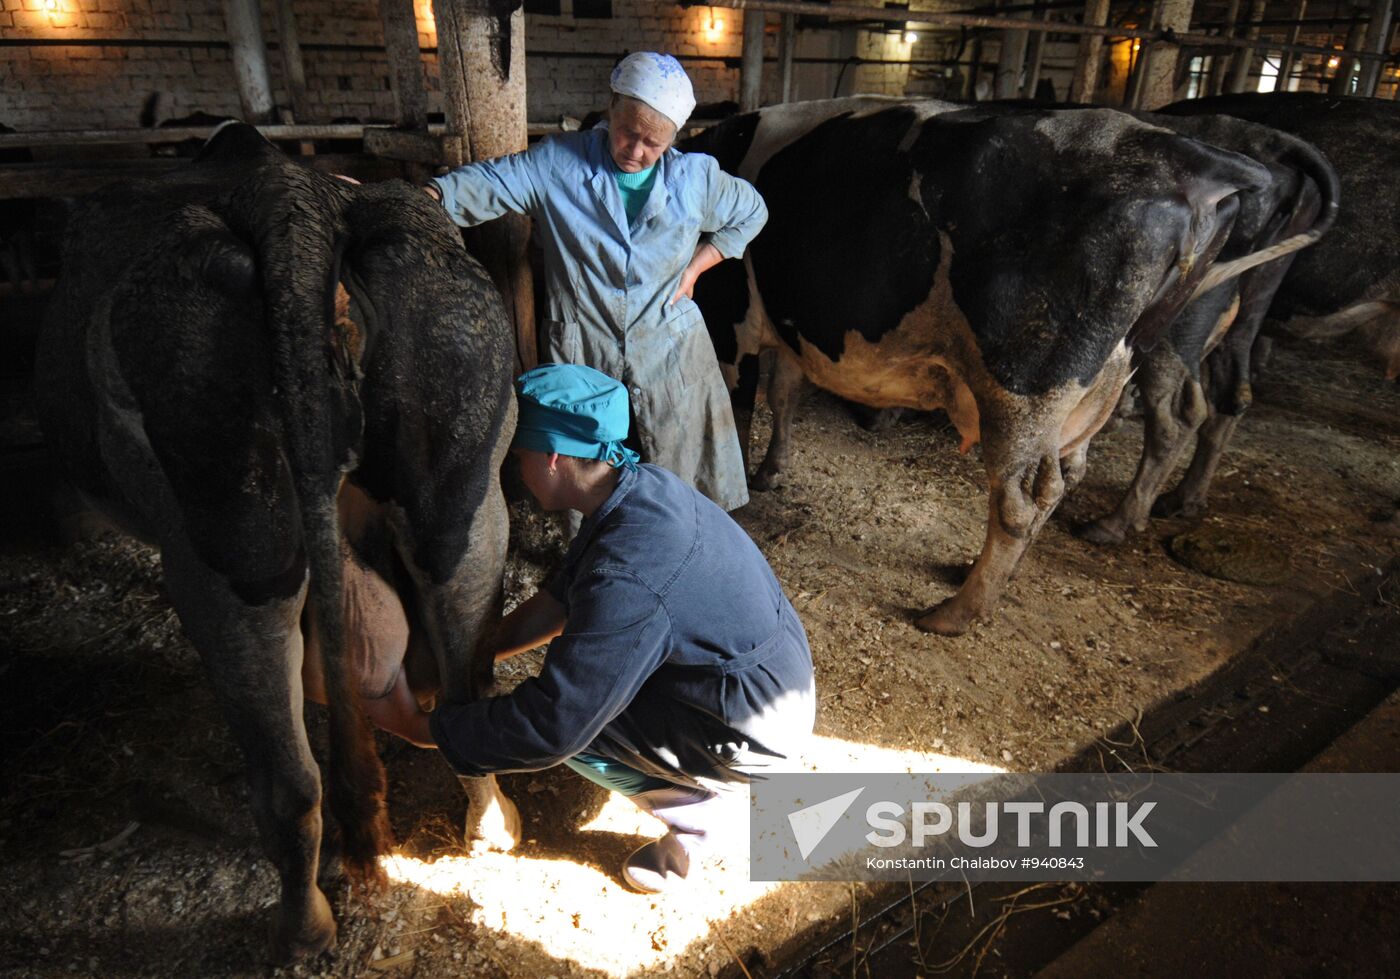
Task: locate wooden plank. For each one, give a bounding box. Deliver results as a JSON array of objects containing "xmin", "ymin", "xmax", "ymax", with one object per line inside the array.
[
  {"xmin": 740, "ymin": 8, "xmax": 766, "ymax": 112},
  {"xmin": 379, "ymin": 0, "xmax": 429, "ymax": 129},
  {"xmin": 1068, "ymin": 0, "xmax": 1111, "ymax": 103},
  {"xmin": 362, "ymin": 128, "xmax": 448, "ymax": 164},
  {"xmin": 274, "ymin": 0, "xmax": 311, "ymax": 124}
]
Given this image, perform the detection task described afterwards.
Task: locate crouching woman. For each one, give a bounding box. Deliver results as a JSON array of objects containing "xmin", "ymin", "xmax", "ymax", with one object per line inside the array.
[{"xmin": 403, "ymin": 363, "xmax": 816, "ymax": 893}]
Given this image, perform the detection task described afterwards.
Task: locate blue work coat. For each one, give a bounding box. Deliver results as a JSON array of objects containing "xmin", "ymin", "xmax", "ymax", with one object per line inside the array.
[
  {"xmin": 431, "ymin": 128, "xmax": 767, "ymax": 510},
  {"xmin": 429, "ymin": 464, "xmax": 816, "ymax": 789}
]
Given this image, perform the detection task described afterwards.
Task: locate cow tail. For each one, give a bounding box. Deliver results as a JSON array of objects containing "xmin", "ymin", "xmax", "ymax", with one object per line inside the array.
[
  {"xmin": 1186, "ymin": 137, "xmax": 1341, "ymax": 303},
  {"xmin": 259, "ymin": 176, "xmax": 390, "ymax": 886}
]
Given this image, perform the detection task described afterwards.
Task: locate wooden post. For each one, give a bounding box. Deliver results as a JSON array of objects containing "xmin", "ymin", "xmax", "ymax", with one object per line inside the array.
[
  {"xmin": 1225, "ymin": 0, "xmax": 1266, "ymax": 93},
  {"xmin": 995, "ymin": 28, "xmax": 1029, "ymax": 98},
  {"xmin": 221, "ymin": 0, "xmax": 276, "ymax": 123},
  {"xmin": 1329, "ymin": 12, "xmax": 1368, "ymax": 94},
  {"xmin": 380, "ymin": 0, "xmax": 429, "ymax": 129},
  {"xmin": 273, "ymin": 0, "xmax": 310, "ymax": 124},
  {"xmin": 1021, "ymin": 8, "xmax": 1051, "ymax": 99},
  {"xmin": 1142, "ymin": 0, "xmax": 1195, "ymax": 108},
  {"xmin": 964, "ymin": 34, "xmax": 984, "ymax": 99},
  {"xmin": 778, "ymin": 12, "xmax": 797, "ymax": 103},
  {"xmin": 1275, "ymin": 0, "xmax": 1308, "ymax": 90},
  {"xmin": 740, "ymin": 7, "xmax": 766, "ymax": 111},
  {"xmin": 1068, "ymin": 0, "xmax": 1111, "ymax": 103},
  {"xmin": 432, "ymin": 0, "xmax": 535, "ymax": 371},
  {"xmin": 1357, "ymin": 0, "xmax": 1396, "ymax": 96},
  {"xmin": 1124, "ymin": 38, "xmax": 1151, "ymax": 107},
  {"xmin": 1208, "ymin": 0, "xmax": 1240, "ymax": 94}
]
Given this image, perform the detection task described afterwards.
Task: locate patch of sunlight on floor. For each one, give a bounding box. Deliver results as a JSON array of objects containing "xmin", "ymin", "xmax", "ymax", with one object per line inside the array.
[{"xmin": 383, "ymin": 734, "xmax": 1003, "ymax": 978}]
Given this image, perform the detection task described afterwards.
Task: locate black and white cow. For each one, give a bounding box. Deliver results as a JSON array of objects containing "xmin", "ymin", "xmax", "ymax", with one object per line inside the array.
[
  {"xmin": 35, "ymin": 124, "xmax": 519, "ymax": 961},
  {"xmin": 1164, "ymin": 93, "xmax": 1400, "ymax": 383},
  {"xmin": 1073, "ymin": 109, "xmax": 1339, "ymax": 543},
  {"xmin": 685, "ymin": 99, "xmax": 1306, "ymax": 635}
]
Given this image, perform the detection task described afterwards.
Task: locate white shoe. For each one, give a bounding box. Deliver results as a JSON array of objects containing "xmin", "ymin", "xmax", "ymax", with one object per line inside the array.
[{"xmin": 621, "ymin": 830, "xmax": 697, "ymax": 893}]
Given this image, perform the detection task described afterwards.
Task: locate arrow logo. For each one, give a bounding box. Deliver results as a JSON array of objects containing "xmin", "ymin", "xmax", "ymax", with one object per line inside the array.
[{"xmin": 788, "ymin": 787, "xmax": 865, "ymax": 860}]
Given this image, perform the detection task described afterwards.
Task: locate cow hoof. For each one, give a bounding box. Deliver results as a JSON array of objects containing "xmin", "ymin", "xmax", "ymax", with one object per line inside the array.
[
  {"xmin": 1074, "ymin": 518, "xmax": 1127, "ymax": 546},
  {"xmin": 750, "ymin": 469, "xmax": 785, "ymax": 492},
  {"xmin": 915, "ymin": 601, "xmax": 975, "ymax": 637},
  {"xmin": 269, "ymin": 888, "xmax": 336, "ymax": 964},
  {"xmin": 1151, "ymin": 493, "xmax": 1198, "ymax": 519},
  {"xmin": 466, "ymin": 790, "xmax": 522, "ymax": 855}
]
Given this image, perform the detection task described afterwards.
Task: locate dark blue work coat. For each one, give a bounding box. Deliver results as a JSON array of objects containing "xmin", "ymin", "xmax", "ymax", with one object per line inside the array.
[{"xmin": 430, "ymin": 464, "xmax": 815, "ymax": 788}]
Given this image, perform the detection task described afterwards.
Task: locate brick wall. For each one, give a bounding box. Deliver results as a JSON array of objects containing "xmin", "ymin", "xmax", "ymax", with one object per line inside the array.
[{"xmin": 0, "ymin": 0, "xmax": 940, "ymax": 132}]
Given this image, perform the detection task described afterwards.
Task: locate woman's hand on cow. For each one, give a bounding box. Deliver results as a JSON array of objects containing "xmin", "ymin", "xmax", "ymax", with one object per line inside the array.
[
  {"xmin": 670, "ymin": 242, "xmax": 723, "ymax": 306},
  {"xmin": 490, "ymin": 590, "xmax": 567, "ymax": 662}
]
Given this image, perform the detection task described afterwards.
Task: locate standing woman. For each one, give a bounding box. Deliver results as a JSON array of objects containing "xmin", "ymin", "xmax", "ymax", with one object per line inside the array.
[{"xmin": 424, "ymin": 52, "xmax": 766, "ymax": 511}]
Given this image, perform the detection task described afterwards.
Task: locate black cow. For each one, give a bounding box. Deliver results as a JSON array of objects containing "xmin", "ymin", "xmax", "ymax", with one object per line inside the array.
[
  {"xmin": 1074, "ymin": 110, "xmax": 1339, "ymax": 543},
  {"xmin": 1164, "ymin": 93, "xmax": 1400, "ymax": 384},
  {"xmin": 35, "ymin": 124, "xmax": 518, "ymax": 961},
  {"xmin": 685, "ymin": 99, "xmax": 1295, "ymax": 635},
  {"xmin": 1147, "ymin": 93, "xmax": 1399, "ymax": 527}
]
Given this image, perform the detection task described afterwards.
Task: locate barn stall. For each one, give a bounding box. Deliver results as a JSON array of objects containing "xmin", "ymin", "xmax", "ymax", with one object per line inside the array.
[{"xmin": 2, "ymin": 2, "xmax": 1399, "ymax": 978}]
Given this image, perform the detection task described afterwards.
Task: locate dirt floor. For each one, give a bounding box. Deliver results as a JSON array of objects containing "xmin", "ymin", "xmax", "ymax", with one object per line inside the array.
[{"xmin": 1, "ymin": 333, "xmax": 1398, "ymax": 978}]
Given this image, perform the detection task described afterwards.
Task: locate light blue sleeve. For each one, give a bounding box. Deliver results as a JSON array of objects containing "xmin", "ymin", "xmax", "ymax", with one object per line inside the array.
[
  {"xmin": 430, "ymin": 142, "xmax": 544, "ymax": 228},
  {"xmin": 697, "ymin": 154, "xmax": 768, "ymax": 260}
]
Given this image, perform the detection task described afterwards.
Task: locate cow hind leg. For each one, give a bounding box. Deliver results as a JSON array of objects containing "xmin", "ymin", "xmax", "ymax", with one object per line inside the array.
[
  {"xmin": 1154, "ymin": 411, "xmax": 1243, "ymax": 519},
  {"xmin": 918, "ymin": 450, "xmax": 1064, "ymax": 636},
  {"xmin": 161, "ymin": 540, "xmax": 334, "ymax": 963},
  {"xmin": 1078, "ymin": 354, "xmax": 1205, "ymax": 545},
  {"xmin": 752, "ymin": 351, "xmax": 806, "ymax": 492}
]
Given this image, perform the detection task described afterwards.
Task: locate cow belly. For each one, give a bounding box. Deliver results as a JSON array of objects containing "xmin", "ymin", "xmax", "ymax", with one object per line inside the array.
[{"xmin": 776, "ymin": 246, "xmax": 984, "ymax": 451}]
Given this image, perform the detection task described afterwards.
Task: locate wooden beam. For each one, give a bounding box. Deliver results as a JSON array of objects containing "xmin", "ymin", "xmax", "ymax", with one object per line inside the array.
[
  {"xmin": 1329, "ymin": 11, "xmax": 1368, "ymax": 94},
  {"xmin": 1021, "ymin": 8, "xmax": 1051, "ymax": 99},
  {"xmin": 778, "ymin": 12, "xmax": 797, "ymax": 103},
  {"xmin": 1356, "ymin": 0, "xmax": 1395, "ymax": 96},
  {"xmin": 1275, "ymin": 0, "xmax": 1308, "ymax": 88},
  {"xmin": 995, "ymin": 26, "xmax": 1029, "ymax": 99},
  {"xmin": 379, "ymin": 0, "xmax": 429, "ymax": 129},
  {"xmin": 741, "ymin": 7, "xmax": 766, "ymax": 111},
  {"xmin": 362, "ymin": 128, "xmax": 447, "ymax": 163},
  {"xmin": 1142, "ymin": 0, "xmax": 1195, "ymax": 108},
  {"xmin": 1208, "ymin": 0, "xmax": 1240, "ymax": 95},
  {"xmin": 1224, "ymin": 0, "xmax": 1266, "ymax": 93},
  {"xmin": 432, "ymin": 0, "xmax": 535, "ymax": 371},
  {"xmin": 273, "ymin": 0, "xmax": 311, "ymax": 123},
  {"xmin": 1068, "ymin": 0, "xmax": 1111, "ymax": 103},
  {"xmin": 220, "ymin": 0, "xmax": 276, "ymax": 123}
]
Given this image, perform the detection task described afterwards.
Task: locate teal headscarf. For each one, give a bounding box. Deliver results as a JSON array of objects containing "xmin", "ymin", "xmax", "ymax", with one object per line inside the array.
[{"xmin": 514, "ymin": 363, "xmax": 641, "ymax": 471}]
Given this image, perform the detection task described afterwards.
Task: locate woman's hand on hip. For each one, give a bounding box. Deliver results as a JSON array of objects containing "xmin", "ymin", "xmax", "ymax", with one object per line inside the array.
[{"xmin": 670, "ymin": 242, "xmax": 723, "ymax": 306}]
